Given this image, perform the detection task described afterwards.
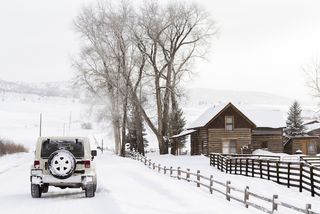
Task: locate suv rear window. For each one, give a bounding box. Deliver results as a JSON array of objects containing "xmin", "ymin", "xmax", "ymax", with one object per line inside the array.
[{"xmin": 41, "ymin": 139, "xmax": 84, "ymax": 158}]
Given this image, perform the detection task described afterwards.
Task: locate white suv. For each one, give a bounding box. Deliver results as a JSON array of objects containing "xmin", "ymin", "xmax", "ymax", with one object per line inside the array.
[{"xmin": 30, "ymin": 137, "xmax": 97, "ymax": 198}]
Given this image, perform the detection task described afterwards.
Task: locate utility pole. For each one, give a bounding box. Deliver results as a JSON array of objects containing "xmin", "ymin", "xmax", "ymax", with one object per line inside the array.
[
  {"xmin": 102, "ymin": 139, "xmax": 104, "ymax": 153},
  {"xmin": 68, "ymin": 111, "xmax": 72, "ymax": 135},
  {"xmin": 39, "ymin": 113, "xmax": 42, "ymax": 137},
  {"xmin": 63, "ymin": 123, "xmax": 66, "ymax": 136}
]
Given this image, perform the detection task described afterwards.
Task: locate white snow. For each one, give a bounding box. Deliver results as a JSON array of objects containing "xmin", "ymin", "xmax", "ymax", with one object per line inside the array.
[{"xmin": 0, "ymin": 151, "xmax": 259, "ymax": 214}]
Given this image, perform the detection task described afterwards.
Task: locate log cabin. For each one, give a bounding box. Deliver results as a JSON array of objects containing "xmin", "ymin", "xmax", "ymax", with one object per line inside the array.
[
  {"xmin": 283, "ymin": 135, "xmax": 318, "ymax": 155},
  {"xmin": 172, "ymin": 102, "xmax": 286, "ymax": 155}
]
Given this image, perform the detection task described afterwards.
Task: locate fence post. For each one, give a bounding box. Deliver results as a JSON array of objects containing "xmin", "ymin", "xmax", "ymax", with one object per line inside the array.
[
  {"xmin": 170, "ymin": 166, "xmax": 173, "ymax": 176},
  {"xmin": 177, "ymin": 167, "xmax": 181, "ymax": 180},
  {"xmin": 197, "ymin": 170, "xmax": 200, "ymax": 187},
  {"xmin": 149, "ymin": 159, "xmax": 151, "ymax": 168},
  {"xmin": 245, "ymin": 158, "xmax": 249, "ymax": 176},
  {"xmin": 217, "ymin": 155, "xmax": 220, "ymax": 170},
  {"xmin": 226, "ymin": 181, "xmax": 231, "ymax": 201},
  {"xmin": 310, "ymin": 166, "xmax": 315, "ymax": 197},
  {"xmin": 244, "ymin": 186, "xmax": 249, "ymax": 208},
  {"xmin": 235, "ymin": 158, "xmax": 238, "ymax": 174},
  {"xmin": 153, "ymin": 163, "xmax": 155, "ymax": 170},
  {"xmin": 251, "ymin": 159, "xmax": 254, "ymax": 177},
  {"xmin": 287, "ymin": 162, "xmax": 290, "ymax": 188},
  {"xmin": 226, "ymin": 158, "xmax": 229, "ymax": 174},
  {"xmin": 259, "ymin": 159, "xmax": 262, "ymax": 179},
  {"xmin": 276, "ymin": 161, "xmax": 280, "ymax": 183},
  {"xmin": 240, "ymin": 159, "xmax": 243, "ymax": 175},
  {"xmin": 267, "ymin": 160, "xmax": 270, "ymax": 180},
  {"xmin": 305, "ymin": 204, "xmax": 311, "ymax": 214},
  {"xmin": 210, "ymin": 175, "xmax": 213, "ymax": 194},
  {"xmin": 186, "ymin": 169, "xmax": 190, "ymax": 182},
  {"xmin": 299, "ymin": 162, "xmax": 303, "ymax": 192},
  {"xmin": 272, "ymin": 195, "xmax": 278, "ymax": 212},
  {"xmin": 164, "ymin": 166, "xmax": 166, "ymax": 174},
  {"xmin": 144, "ymin": 158, "xmax": 147, "ymax": 165},
  {"xmin": 158, "ymin": 164, "xmax": 161, "ymax": 173}
]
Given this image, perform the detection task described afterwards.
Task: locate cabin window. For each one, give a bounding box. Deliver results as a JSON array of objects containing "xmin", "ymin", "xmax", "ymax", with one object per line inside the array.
[
  {"xmin": 225, "ymin": 116, "xmax": 234, "ymax": 131},
  {"xmin": 261, "ymin": 141, "xmax": 268, "ymax": 149},
  {"xmin": 307, "ymin": 143, "xmax": 316, "ymax": 154}
]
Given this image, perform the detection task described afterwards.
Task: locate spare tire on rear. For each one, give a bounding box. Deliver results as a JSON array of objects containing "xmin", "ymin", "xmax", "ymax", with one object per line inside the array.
[{"xmin": 48, "ymin": 150, "xmax": 76, "ymax": 179}]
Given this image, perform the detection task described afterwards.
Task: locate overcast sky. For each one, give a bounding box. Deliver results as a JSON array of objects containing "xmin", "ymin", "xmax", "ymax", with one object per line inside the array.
[{"xmin": 0, "ymin": 0, "xmax": 320, "ymax": 101}]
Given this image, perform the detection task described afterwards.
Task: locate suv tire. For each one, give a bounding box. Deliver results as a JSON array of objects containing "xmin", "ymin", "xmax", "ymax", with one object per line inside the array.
[
  {"xmin": 48, "ymin": 150, "xmax": 76, "ymax": 179},
  {"xmin": 85, "ymin": 183, "xmax": 95, "ymax": 198},
  {"xmin": 42, "ymin": 184, "xmax": 49, "ymax": 193},
  {"xmin": 31, "ymin": 184, "xmax": 42, "ymax": 198}
]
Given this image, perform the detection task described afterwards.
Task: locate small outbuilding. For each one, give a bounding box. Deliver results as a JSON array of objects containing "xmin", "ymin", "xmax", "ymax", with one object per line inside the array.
[{"xmin": 283, "ymin": 135, "xmax": 318, "ymax": 155}]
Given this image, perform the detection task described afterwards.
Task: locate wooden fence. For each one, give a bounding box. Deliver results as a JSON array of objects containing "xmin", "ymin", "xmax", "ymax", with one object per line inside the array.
[
  {"xmin": 127, "ymin": 151, "xmax": 319, "ymax": 214},
  {"xmin": 210, "ymin": 153, "xmax": 320, "ymax": 197}
]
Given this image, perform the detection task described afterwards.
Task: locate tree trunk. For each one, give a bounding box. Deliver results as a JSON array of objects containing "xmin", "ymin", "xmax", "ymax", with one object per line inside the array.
[
  {"xmin": 120, "ymin": 95, "xmax": 128, "ymax": 157},
  {"xmin": 162, "ymin": 62, "xmax": 173, "ymax": 154},
  {"xmin": 133, "ymin": 104, "xmax": 145, "ymax": 155}
]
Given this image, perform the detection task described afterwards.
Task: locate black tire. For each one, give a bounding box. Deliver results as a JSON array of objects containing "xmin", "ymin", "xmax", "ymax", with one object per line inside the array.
[
  {"xmin": 85, "ymin": 183, "xmax": 95, "ymax": 198},
  {"xmin": 42, "ymin": 184, "xmax": 49, "ymax": 193},
  {"xmin": 31, "ymin": 184, "xmax": 42, "ymax": 198},
  {"xmin": 93, "ymin": 176, "xmax": 97, "ymax": 192}
]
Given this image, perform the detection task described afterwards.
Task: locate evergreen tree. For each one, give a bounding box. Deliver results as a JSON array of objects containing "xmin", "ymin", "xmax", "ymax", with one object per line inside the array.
[
  {"xmin": 125, "ymin": 105, "xmax": 148, "ymax": 154},
  {"xmin": 285, "ymin": 101, "xmax": 305, "ymax": 136},
  {"xmin": 170, "ymin": 104, "xmax": 186, "ymax": 155}
]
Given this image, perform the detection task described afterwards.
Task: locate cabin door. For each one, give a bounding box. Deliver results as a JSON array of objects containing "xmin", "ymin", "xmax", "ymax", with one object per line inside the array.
[{"xmin": 222, "ymin": 140, "xmax": 237, "ymax": 154}]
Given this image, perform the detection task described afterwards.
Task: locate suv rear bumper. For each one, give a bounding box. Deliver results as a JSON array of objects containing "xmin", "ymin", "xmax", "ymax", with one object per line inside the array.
[{"xmin": 30, "ymin": 169, "xmax": 95, "ymax": 187}]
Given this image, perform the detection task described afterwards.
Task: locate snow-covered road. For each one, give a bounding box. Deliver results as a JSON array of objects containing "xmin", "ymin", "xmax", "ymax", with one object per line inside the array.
[{"xmin": 0, "ymin": 152, "xmax": 257, "ymax": 214}]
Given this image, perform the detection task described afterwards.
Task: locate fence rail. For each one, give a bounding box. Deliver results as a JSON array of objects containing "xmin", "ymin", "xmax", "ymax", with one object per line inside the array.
[
  {"xmin": 210, "ymin": 153, "xmax": 320, "ymax": 197},
  {"xmin": 127, "ymin": 151, "xmax": 319, "ymax": 214}
]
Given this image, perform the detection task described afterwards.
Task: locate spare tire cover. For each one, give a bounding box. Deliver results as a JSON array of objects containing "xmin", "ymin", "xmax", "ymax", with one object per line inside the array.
[{"xmin": 48, "ymin": 150, "xmax": 76, "ymax": 179}]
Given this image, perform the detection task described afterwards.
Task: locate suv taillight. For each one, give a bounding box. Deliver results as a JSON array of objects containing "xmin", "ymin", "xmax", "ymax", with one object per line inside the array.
[
  {"xmin": 84, "ymin": 160, "xmax": 90, "ymax": 168},
  {"xmin": 34, "ymin": 160, "xmax": 40, "ymax": 169}
]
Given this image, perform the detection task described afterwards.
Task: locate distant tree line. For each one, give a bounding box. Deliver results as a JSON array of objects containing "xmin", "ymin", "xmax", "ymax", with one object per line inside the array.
[
  {"xmin": 73, "ymin": 0, "xmax": 216, "ymax": 155},
  {"xmin": 0, "ymin": 139, "xmax": 28, "ymax": 156}
]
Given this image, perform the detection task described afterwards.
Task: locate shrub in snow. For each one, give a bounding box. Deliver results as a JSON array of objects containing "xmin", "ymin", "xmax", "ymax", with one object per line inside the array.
[{"xmin": 0, "ymin": 139, "xmax": 28, "ymax": 156}]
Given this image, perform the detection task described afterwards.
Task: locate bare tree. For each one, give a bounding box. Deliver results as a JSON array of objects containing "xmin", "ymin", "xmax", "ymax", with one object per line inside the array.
[
  {"xmin": 73, "ymin": 0, "xmax": 216, "ymax": 155},
  {"xmin": 133, "ymin": 0, "xmax": 217, "ymax": 154},
  {"xmin": 304, "ymin": 59, "xmax": 320, "ymax": 100}
]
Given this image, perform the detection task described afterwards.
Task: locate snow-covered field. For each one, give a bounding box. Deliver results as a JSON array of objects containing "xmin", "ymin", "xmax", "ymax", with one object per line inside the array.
[{"xmin": 0, "ymin": 92, "xmax": 112, "ymax": 150}]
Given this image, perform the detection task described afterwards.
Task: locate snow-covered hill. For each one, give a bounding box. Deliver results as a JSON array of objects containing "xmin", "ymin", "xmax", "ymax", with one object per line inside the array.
[
  {"xmin": 184, "ymin": 88, "xmax": 313, "ymax": 107},
  {"xmin": 0, "ymin": 79, "xmax": 80, "ymax": 98}
]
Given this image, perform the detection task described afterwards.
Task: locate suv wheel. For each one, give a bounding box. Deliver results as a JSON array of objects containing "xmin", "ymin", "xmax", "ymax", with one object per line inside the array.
[
  {"xmin": 85, "ymin": 183, "xmax": 95, "ymax": 198},
  {"xmin": 31, "ymin": 184, "xmax": 42, "ymax": 198}
]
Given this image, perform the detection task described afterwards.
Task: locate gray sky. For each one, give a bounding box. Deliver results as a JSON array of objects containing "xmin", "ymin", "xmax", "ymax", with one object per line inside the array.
[{"xmin": 0, "ymin": 0, "xmax": 320, "ymax": 100}]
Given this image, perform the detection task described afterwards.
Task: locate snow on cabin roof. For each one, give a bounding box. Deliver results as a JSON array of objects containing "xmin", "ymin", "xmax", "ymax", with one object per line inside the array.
[
  {"xmin": 188, "ymin": 103, "xmax": 228, "ymax": 129},
  {"xmin": 171, "ymin": 129, "xmax": 196, "ymax": 138},
  {"xmin": 304, "ymin": 120, "xmax": 320, "ymax": 132},
  {"xmin": 188, "ymin": 103, "xmax": 286, "ymax": 129}
]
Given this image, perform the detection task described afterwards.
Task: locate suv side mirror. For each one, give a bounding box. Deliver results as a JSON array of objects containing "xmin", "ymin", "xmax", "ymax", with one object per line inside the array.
[{"xmin": 91, "ymin": 150, "xmax": 97, "ymax": 157}]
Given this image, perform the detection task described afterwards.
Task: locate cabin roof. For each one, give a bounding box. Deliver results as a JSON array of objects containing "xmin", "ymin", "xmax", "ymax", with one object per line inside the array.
[{"xmin": 188, "ymin": 102, "xmax": 286, "ymax": 129}]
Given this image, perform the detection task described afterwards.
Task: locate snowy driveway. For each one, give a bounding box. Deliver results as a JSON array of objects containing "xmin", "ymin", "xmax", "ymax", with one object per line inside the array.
[{"xmin": 0, "ymin": 152, "xmax": 257, "ymax": 214}]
